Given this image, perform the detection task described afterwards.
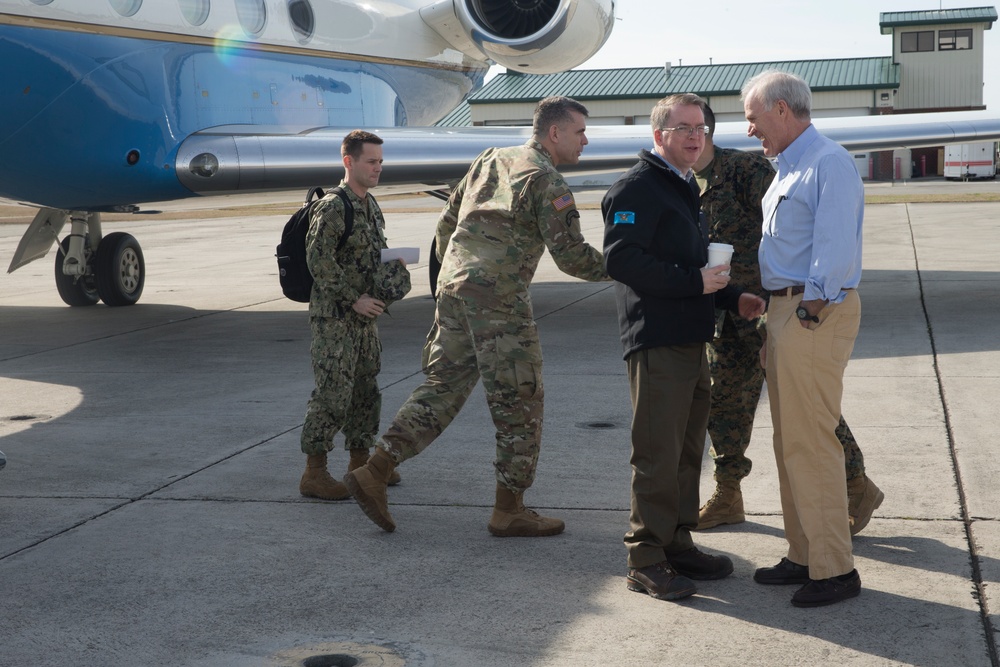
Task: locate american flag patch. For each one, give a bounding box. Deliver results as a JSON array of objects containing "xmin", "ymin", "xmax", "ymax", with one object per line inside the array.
[{"xmin": 551, "ymin": 192, "xmax": 574, "ymax": 211}]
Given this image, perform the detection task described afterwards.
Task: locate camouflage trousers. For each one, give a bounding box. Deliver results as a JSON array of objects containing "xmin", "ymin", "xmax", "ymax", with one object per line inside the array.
[
  {"xmin": 300, "ymin": 316, "xmax": 382, "ymax": 456},
  {"xmin": 379, "ymin": 293, "xmax": 544, "ymax": 492},
  {"xmin": 708, "ymin": 320, "xmax": 866, "ymax": 483}
]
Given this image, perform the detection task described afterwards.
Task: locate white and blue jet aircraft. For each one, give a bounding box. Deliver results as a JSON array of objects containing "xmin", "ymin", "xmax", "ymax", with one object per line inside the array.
[{"xmin": 2, "ymin": 0, "xmax": 999, "ymax": 307}]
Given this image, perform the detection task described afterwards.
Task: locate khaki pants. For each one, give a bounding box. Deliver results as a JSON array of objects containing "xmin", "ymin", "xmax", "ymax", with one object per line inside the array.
[{"xmin": 766, "ymin": 290, "xmax": 860, "ymax": 580}]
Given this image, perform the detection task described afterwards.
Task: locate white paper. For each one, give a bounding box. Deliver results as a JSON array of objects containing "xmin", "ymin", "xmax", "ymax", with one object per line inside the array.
[{"xmin": 381, "ymin": 247, "xmax": 419, "ymax": 265}]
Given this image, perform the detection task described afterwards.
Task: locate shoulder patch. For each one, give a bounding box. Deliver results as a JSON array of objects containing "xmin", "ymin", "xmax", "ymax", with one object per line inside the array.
[
  {"xmin": 551, "ymin": 192, "xmax": 575, "ymax": 211},
  {"xmin": 613, "ymin": 211, "xmax": 636, "ymax": 225}
]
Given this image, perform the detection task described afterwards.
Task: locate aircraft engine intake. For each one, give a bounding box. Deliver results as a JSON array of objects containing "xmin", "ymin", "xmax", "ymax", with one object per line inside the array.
[
  {"xmin": 471, "ymin": 0, "xmax": 561, "ymax": 38},
  {"xmin": 421, "ymin": 0, "xmax": 614, "ymax": 74}
]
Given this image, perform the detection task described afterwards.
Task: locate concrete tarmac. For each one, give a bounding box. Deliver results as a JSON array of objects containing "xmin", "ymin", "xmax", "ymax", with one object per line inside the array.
[{"xmin": 1, "ymin": 184, "xmax": 999, "ymax": 666}]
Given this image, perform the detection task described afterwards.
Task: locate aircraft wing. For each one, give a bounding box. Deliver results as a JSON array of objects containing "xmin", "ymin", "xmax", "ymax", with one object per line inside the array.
[
  {"xmin": 174, "ymin": 115, "xmax": 1000, "ymax": 196},
  {"xmin": 13, "ymin": 112, "xmax": 1000, "ymax": 309}
]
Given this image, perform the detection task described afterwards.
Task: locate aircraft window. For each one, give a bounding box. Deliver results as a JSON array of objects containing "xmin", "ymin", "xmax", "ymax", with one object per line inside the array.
[
  {"xmin": 900, "ymin": 30, "xmax": 934, "ymax": 53},
  {"xmin": 179, "ymin": 0, "xmax": 210, "ymax": 26},
  {"xmin": 29, "ymin": 0, "xmax": 55, "ymax": 5},
  {"xmin": 236, "ymin": 0, "xmax": 267, "ymax": 35},
  {"xmin": 108, "ymin": 0, "xmax": 142, "ymax": 17},
  {"xmin": 939, "ymin": 29, "xmax": 972, "ymax": 51},
  {"xmin": 288, "ymin": 0, "xmax": 315, "ymax": 43}
]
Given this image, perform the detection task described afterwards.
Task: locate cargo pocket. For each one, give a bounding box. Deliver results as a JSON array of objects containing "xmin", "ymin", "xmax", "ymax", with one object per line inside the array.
[{"xmin": 492, "ymin": 330, "xmax": 543, "ymax": 401}]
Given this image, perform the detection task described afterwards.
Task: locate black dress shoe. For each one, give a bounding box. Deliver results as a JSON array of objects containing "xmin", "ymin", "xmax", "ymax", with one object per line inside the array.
[
  {"xmin": 665, "ymin": 546, "xmax": 734, "ymax": 580},
  {"xmin": 754, "ymin": 557, "xmax": 810, "ymax": 585},
  {"xmin": 626, "ymin": 561, "xmax": 697, "ymax": 601},
  {"xmin": 791, "ymin": 569, "xmax": 861, "ymax": 607}
]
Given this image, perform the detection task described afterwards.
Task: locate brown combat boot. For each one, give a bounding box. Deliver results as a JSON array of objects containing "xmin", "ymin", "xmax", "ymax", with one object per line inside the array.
[
  {"xmin": 847, "ymin": 475, "xmax": 884, "ymax": 536},
  {"xmin": 487, "ymin": 484, "xmax": 565, "ymax": 537},
  {"xmin": 695, "ymin": 479, "xmax": 745, "ymax": 530},
  {"xmin": 344, "ymin": 448, "xmax": 397, "ymax": 532},
  {"xmin": 349, "ymin": 448, "xmax": 401, "ymax": 486},
  {"xmin": 299, "ymin": 452, "xmax": 350, "ymax": 500}
]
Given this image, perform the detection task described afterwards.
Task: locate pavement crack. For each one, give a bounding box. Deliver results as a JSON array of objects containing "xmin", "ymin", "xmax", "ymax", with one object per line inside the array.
[
  {"xmin": 0, "ymin": 424, "xmax": 300, "ymax": 563},
  {"xmin": 907, "ymin": 202, "xmax": 999, "ymax": 667}
]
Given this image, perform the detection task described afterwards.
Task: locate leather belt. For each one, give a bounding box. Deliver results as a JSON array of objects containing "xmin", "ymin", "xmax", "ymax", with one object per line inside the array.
[{"xmin": 768, "ymin": 286, "xmax": 805, "ymax": 297}]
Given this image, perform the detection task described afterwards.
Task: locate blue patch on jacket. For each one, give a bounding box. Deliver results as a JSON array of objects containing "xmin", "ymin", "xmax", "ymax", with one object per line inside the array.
[{"xmin": 613, "ymin": 211, "xmax": 636, "ymax": 225}]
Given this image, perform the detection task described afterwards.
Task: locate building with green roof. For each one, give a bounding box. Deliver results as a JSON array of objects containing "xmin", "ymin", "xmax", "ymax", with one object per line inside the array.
[
  {"xmin": 436, "ymin": 6, "xmax": 996, "ymax": 180},
  {"xmin": 436, "ymin": 7, "xmax": 993, "ymax": 124}
]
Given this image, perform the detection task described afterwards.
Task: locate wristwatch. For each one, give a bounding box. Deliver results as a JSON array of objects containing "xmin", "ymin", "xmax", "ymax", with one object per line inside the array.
[{"xmin": 796, "ymin": 306, "xmax": 819, "ymax": 323}]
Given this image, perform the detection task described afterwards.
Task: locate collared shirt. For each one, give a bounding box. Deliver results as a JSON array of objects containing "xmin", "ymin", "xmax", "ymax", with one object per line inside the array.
[
  {"xmin": 650, "ymin": 148, "xmax": 691, "ymax": 180},
  {"xmin": 759, "ymin": 124, "xmax": 864, "ymax": 303}
]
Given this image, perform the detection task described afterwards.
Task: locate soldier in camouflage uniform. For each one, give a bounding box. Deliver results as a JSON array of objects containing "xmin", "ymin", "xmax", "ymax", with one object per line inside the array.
[
  {"xmin": 299, "ymin": 130, "xmax": 411, "ymax": 501},
  {"xmin": 693, "ymin": 105, "xmax": 884, "ymax": 535},
  {"xmin": 345, "ymin": 97, "xmax": 609, "ymax": 536}
]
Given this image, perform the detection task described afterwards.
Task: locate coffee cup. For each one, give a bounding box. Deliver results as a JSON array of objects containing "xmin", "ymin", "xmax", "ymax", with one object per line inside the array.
[{"xmin": 706, "ymin": 242, "xmax": 734, "ymax": 275}]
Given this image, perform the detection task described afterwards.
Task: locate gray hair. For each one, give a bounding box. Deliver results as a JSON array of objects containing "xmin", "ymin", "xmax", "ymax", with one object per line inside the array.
[
  {"xmin": 533, "ymin": 96, "xmax": 589, "ymax": 137},
  {"xmin": 741, "ymin": 70, "xmax": 812, "ymax": 120},
  {"xmin": 650, "ymin": 93, "xmax": 706, "ymax": 131}
]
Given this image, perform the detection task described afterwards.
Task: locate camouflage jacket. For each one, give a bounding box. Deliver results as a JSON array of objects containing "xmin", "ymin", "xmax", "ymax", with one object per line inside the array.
[
  {"xmin": 434, "ymin": 139, "xmax": 608, "ymax": 317},
  {"xmin": 696, "ymin": 147, "xmax": 775, "ymax": 338},
  {"xmin": 306, "ymin": 181, "xmax": 410, "ymax": 319}
]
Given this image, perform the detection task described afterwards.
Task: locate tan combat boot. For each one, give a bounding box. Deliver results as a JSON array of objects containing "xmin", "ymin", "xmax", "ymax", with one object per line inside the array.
[
  {"xmin": 349, "ymin": 448, "xmax": 401, "ymax": 486},
  {"xmin": 695, "ymin": 479, "xmax": 745, "ymax": 530},
  {"xmin": 847, "ymin": 475, "xmax": 884, "ymax": 536},
  {"xmin": 299, "ymin": 452, "xmax": 350, "ymax": 500},
  {"xmin": 344, "ymin": 448, "xmax": 398, "ymax": 532},
  {"xmin": 487, "ymin": 484, "xmax": 565, "ymax": 537}
]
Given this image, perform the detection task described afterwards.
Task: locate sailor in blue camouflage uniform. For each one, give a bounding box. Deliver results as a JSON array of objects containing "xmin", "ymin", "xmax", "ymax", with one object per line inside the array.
[
  {"xmin": 298, "ymin": 130, "xmax": 410, "ymax": 501},
  {"xmin": 693, "ymin": 105, "xmax": 883, "ymax": 535},
  {"xmin": 345, "ymin": 97, "xmax": 610, "ymax": 536}
]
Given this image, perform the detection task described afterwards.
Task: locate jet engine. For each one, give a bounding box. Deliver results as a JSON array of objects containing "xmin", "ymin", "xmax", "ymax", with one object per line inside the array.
[{"xmin": 421, "ymin": 0, "xmax": 615, "ymax": 74}]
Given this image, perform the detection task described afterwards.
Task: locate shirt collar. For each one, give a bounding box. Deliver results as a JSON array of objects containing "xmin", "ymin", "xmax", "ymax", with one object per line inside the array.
[
  {"xmin": 650, "ymin": 148, "xmax": 692, "ymax": 180},
  {"xmin": 776, "ymin": 124, "xmax": 819, "ymax": 173}
]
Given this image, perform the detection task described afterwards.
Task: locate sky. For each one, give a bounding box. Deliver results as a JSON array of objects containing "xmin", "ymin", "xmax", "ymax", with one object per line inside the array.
[{"xmin": 504, "ymin": 0, "xmax": 1000, "ymax": 116}]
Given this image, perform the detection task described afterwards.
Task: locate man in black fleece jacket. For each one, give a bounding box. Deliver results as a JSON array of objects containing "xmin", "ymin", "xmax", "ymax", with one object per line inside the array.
[{"xmin": 603, "ymin": 93, "xmax": 766, "ymax": 602}]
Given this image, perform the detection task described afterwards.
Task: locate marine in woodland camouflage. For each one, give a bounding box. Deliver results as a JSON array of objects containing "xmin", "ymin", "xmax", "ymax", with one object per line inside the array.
[{"xmin": 699, "ymin": 148, "xmax": 865, "ymax": 482}]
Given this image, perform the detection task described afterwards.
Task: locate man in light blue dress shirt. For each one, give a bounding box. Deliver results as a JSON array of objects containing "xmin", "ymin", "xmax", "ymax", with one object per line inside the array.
[{"xmin": 741, "ymin": 70, "xmax": 865, "ymax": 608}]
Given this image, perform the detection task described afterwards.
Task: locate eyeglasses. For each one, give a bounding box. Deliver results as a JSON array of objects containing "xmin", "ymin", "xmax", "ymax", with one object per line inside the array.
[{"xmin": 661, "ymin": 125, "xmax": 711, "ymax": 137}]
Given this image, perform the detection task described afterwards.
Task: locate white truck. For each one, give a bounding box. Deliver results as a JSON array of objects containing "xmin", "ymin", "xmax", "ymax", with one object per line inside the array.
[{"xmin": 943, "ymin": 141, "xmax": 997, "ymax": 180}]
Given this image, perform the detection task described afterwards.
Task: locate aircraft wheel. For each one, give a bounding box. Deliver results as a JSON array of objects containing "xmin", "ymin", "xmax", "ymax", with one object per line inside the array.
[
  {"xmin": 95, "ymin": 232, "xmax": 144, "ymax": 306},
  {"xmin": 54, "ymin": 237, "xmax": 99, "ymax": 307}
]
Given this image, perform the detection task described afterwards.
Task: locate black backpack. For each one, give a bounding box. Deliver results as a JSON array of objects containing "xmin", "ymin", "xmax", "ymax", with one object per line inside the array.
[{"xmin": 275, "ymin": 186, "xmax": 354, "ymax": 302}]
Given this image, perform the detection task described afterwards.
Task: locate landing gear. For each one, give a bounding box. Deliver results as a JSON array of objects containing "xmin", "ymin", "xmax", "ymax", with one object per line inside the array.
[
  {"xmin": 10, "ymin": 207, "xmax": 146, "ymax": 307},
  {"xmin": 94, "ymin": 232, "xmax": 144, "ymax": 306},
  {"xmin": 54, "ymin": 237, "xmax": 100, "ymax": 306},
  {"xmin": 51, "ymin": 215, "xmax": 144, "ymax": 307}
]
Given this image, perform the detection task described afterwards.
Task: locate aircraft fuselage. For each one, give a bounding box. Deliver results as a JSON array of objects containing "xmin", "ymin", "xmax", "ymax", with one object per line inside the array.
[{"xmin": 0, "ymin": 3, "xmax": 487, "ymax": 210}]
